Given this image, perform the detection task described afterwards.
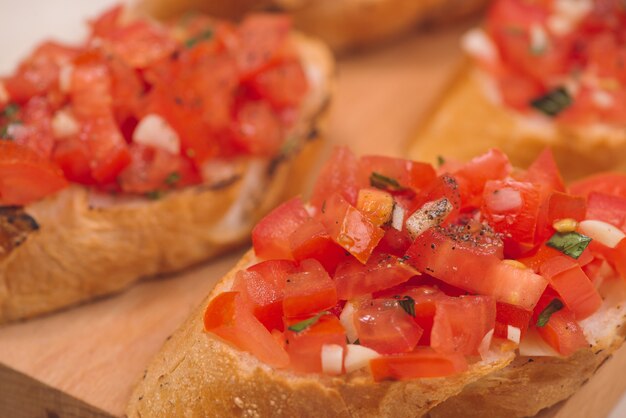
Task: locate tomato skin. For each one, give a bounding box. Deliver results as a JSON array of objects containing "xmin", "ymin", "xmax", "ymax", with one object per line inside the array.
[
  {"xmin": 431, "ymin": 295, "xmax": 496, "ymax": 356},
  {"xmin": 334, "ymin": 254, "xmax": 418, "ymax": 300},
  {"xmin": 12, "ymin": 97, "xmax": 55, "ymax": 159},
  {"xmin": 289, "ymin": 218, "xmax": 348, "ymax": 274},
  {"xmin": 282, "ymin": 259, "xmax": 337, "ymax": 318},
  {"xmin": 310, "ymin": 146, "xmax": 363, "ymax": 210},
  {"xmin": 252, "ymin": 197, "xmax": 310, "ymax": 260},
  {"xmin": 586, "ymin": 192, "xmax": 626, "ymax": 230},
  {"xmin": 248, "ymin": 59, "xmax": 309, "ymax": 108},
  {"xmin": 494, "ymin": 302, "xmax": 532, "ymax": 340},
  {"xmin": 354, "ymin": 299, "xmax": 423, "ymax": 354},
  {"xmin": 319, "ymin": 193, "xmax": 385, "ymax": 264},
  {"xmin": 51, "ymin": 138, "xmax": 94, "ymax": 185},
  {"xmin": 452, "ymin": 149, "xmax": 512, "ymax": 208},
  {"xmin": 525, "ymin": 149, "xmax": 566, "ymax": 193},
  {"xmin": 232, "ymin": 100, "xmax": 283, "ymax": 156},
  {"xmin": 482, "ymin": 260, "xmax": 548, "ymax": 311},
  {"xmin": 370, "ymin": 348, "xmax": 468, "ymax": 381},
  {"xmin": 539, "ymin": 256, "xmax": 602, "ymax": 320},
  {"xmin": 233, "ymin": 260, "xmax": 297, "ymax": 332},
  {"xmin": 376, "ymin": 227, "xmax": 413, "ymax": 257},
  {"xmin": 78, "ymin": 117, "xmax": 131, "ymax": 184},
  {"xmin": 0, "ymin": 142, "xmax": 68, "ymax": 205},
  {"xmin": 284, "ymin": 314, "xmax": 346, "ymax": 374},
  {"xmin": 360, "ymin": 155, "xmax": 437, "ymax": 193},
  {"xmin": 204, "ymin": 291, "xmax": 289, "ymax": 368},
  {"xmin": 569, "ymin": 173, "xmax": 626, "ymax": 199}
]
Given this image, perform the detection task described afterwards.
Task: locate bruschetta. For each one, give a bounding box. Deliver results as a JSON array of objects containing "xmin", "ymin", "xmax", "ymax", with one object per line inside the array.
[
  {"xmin": 408, "ymin": 0, "xmax": 626, "ymax": 180},
  {"xmin": 127, "ymin": 147, "xmax": 626, "ymax": 417},
  {"xmin": 0, "ymin": 5, "xmax": 334, "ymax": 323},
  {"xmin": 137, "ymin": 0, "xmax": 490, "ymax": 52}
]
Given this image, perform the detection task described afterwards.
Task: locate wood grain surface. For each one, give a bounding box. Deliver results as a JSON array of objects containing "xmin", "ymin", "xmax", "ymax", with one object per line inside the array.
[{"xmin": 1, "ymin": 18, "xmax": 625, "ymax": 418}]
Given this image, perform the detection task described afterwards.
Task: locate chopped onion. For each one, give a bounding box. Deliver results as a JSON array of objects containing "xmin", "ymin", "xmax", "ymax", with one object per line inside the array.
[
  {"xmin": 461, "ymin": 28, "xmax": 498, "ymax": 63},
  {"xmin": 507, "ymin": 325, "xmax": 521, "ymax": 344},
  {"xmin": 133, "ymin": 114, "xmax": 181, "ymax": 154},
  {"xmin": 579, "ymin": 220, "xmax": 625, "ymax": 249},
  {"xmin": 405, "ymin": 198, "xmax": 453, "ymax": 239},
  {"xmin": 321, "ymin": 344, "xmax": 344, "ymax": 375},
  {"xmin": 52, "ymin": 110, "xmax": 79, "ymax": 138},
  {"xmin": 391, "ymin": 204, "xmax": 405, "ymax": 231},
  {"xmin": 344, "ymin": 344, "xmax": 380, "ymax": 373},
  {"xmin": 529, "ymin": 23, "xmax": 548, "ymax": 55},
  {"xmin": 478, "ymin": 328, "xmax": 495, "ymax": 361},
  {"xmin": 340, "ymin": 301, "xmax": 359, "ymax": 344},
  {"xmin": 518, "ymin": 328, "xmax": 560, "ymax": 357},
  {"xmin": 592, "ymin": 90, "xmax": 614, "ymax": 109}
]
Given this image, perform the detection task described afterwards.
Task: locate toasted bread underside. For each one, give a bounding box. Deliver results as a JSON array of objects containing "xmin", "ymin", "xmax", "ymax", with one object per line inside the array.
[
  {"xmin": 407, "ymin": 66, "xmax": 626, "ymax": 181},
  {"xmin": 137, "ymin": 0, "xmax": 489, "ymax": 52},
  {"xmin": 0, "ymin": 33, "xmax": 334, "ymax": 324},
  {"xmin": 126, "ymin": 250, "xmax": 515, "ymax": 418}
]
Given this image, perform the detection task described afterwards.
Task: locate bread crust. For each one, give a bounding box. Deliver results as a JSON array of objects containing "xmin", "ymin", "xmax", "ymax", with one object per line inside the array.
[
  {"xmin": 407, "ymin": 66, "xmax": 626, "ymax": 180},
  {"xmin": 136, "ymin": 0, "xmax": 489, "ymax": 52},
  {"xmin": 126, "ymin": 250, "xmax": 515, "ymax": 418},
  {"xmin": 0, "ymin": 33, "xmax": 334, "ymax": 324}
]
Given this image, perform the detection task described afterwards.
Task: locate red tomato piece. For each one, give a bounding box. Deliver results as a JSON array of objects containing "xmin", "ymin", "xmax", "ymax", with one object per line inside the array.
[
  {"xmin": 360, "ymin": 155, "xmax": 437, "ymax": 193},
  {"xmin": 283, "ymin": 259, "xmax": 337, "ymax": 318},
  {"xmin": 494, "ymin": 302, "xmax": 532, "ymax": 340},
  {"xmin": 482, "ymin": 179, "xmax": 542, "ymax": 245},
  {"xmin": 232, "ymin": 100, "xmax": 283, "ymax": 156},
  {"xmin": 10, "ymin": 97, "xmax": 55, "ymax": 159},
  {"xmin": 248, "ymin": 59, "xmax": 309, "ymax": 108},
  {"xmin": 252, "ymin": 197, "xmax": 311, "ymax": 260},
  {"xmin": 354, "ymin": 298, "xmax": 423, "ymax": 354},
  {"xmin": 586, "ymin": 192, "xmax": 626, "ymax": 230},
  {"xmin": 370, "ymin": 347, "xmax": 468, "ymax": 381},
  {"xmin": 310, "ymin": 146, "xmax": 363, "ymax": 209},
  {"xmin": 431, "ymin": 295, "xmax": 496, "ymax": 356},
  {"xmin": 204, "ymin": 291, "xmax": 289, "ymax": 368},
  {"xmin": 334, "ymin": 253, "xmax": 418, "ymax": 300},
  {"xmin": 288, "ymin": 218, "xmax": 348, "ymax": 274},
  {"xmin": 482, "ymin": 260, "xmax": 548, "ymax": 311},
  {"xmin": 232, "ymin": 260, "xmax": 297, "ymax": 332},
  {"xmin": 453, "ymin": 148, "xmax": 512, "ymax": 208},
  {"xmin": 79, "ymin": 117, "xmax": 132, "ymax": 184},
  {"xmin": 0, "ymin": 142, "xmax": 68, "ymax": 205},
  {"xmin": 540, "ymin": 256, "xmax": 602, "ymax": 319},
  {"xmin": 284, "ymin": 314, "xmax": 346, "ymax": 374},
  {"xmin": 376, "ymin": 227, "xmax": 413, "ymax": 257},
  {"xmin": 524, "ymin": 148, "xmax": 566, "ymax": 193},
  {"xmin": 319, "ymin": 193, "xmax": 385, "ymax": 264},
  {"xmin": 51, "ymin": 137, "xmax": 94, "ymax": 185},
  {"xmin": 519, "ymin": 244, "xmax": 593, "ymax": 273},
  {"xmin": 569, "ymin": 173, "xmax": 626, "ymax": 199},
  {"xmin": 534, "ymin": 191, "xmax": 587, "ymax": 244},
  {"xmin": 356, "ymin": 188, "xmax": 394, "ymax": 227}
]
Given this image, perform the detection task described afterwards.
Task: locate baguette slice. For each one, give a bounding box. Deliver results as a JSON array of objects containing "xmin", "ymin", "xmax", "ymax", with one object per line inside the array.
[
  {"xmin": 407, "ymin": 66, "xmax": 626, "ymax": 181},
  {"xmin": 137, "ymin": 0, "xmax": 489, "ymax": 52},
  {"xmin": 0, "ymin": 32, "xmax": 334, "ymax": 324},
  {"xmin": 126, "ymin": 249, "xmax": 515, "ymax": 418}
]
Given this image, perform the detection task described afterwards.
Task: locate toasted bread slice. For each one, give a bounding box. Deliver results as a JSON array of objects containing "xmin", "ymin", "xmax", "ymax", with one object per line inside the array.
[
  {"xmin": 0, "ymin": 33, "xmax": 334, "ymax": 324},
  {"xmin": 126, "ymin": 250, "xmax": 515, "ymax": 418},
  {"xmin": 407, "ymin": 66, "xmax": 626, "ymax": 181}
]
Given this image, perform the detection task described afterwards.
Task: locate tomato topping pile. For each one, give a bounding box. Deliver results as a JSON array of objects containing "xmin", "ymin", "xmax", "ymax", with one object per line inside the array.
[
  {"xmin": 205, "ymin": 146, "xmax": 626, "ymax": 381},
  {"xmin": 471, "ymin": 0, "xmax": 626, "ymax": 125},
  {"xmin": 0, "ymin": 5, "xmax": 308, "ymax": 205}
]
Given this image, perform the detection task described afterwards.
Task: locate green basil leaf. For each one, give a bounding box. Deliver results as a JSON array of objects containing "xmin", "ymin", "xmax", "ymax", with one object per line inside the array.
[
  {"xmin": 288, "ymin": 311, "xmax": 329, "ymax": 333},
  {"xmin": 530, "ymin": 87, "xmax": 572, "ymax": 117},
  {"xmin": 546, "ymin": 231, "xmax": 592, "ymax": 259},
  {"xmin": 396, "ymin": 295, "xmax": 416, "ymax": 317},
  {"xmin": 165, "ymin": 172, "xmax": 181, "ymax": 186},
  {"xmin": 2, "ymin": 103, "xmax": 19, "ymax": 118},
  {"xmin": 536, "ymin": 299, "xmax": 564, "ymax": 327},
  {"xmin": 370, "ymin": 172, "xmax": 402, "ymax": 191},
  {"xmin": 185, "ymin": 29, "xmax": 213, "ymax": 48}
]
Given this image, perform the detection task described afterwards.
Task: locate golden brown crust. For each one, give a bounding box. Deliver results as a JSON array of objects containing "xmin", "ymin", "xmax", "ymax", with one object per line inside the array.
[
  {"xmin": 126, "ymin": 250, "xmax": 515, "ymax": 418},
  {"xmin": 0, "ymin": 33, "xmax": 334, "ymax": 324},
  {"xmin": 407, "ymin": 65, "xmax": 626, "ymax": 181}
]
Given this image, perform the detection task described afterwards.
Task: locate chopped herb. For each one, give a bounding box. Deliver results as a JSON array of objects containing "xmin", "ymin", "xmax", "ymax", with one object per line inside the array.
[
  {"xmin": 2, "ymin": 103, "xmax": 19, "ymax": 118},
  {"xmin": 536, "ymin": 299, "xmax": 564, "ymax": 327},
  {"xmin": 546, "ymin": 231, "xmax": 591, "ymax": 259},
  {"xmin": 146, "ymin": 190, "xmax": 163, "ymax": 200},
  {"xmin": 280, "ymin": 136, "xmax": 299, "ymax": 157},
  {"xmin": 370, "ymin": 172, "xmax": 403, "ymax": 191},
  {"xmin": 185, "ymin": 29, "xmax": 213, "ymax": 48},
  {"xmin": 437, "ymin": 155, "xmax": 446, "ymax": 167},
  {"xmin": 287, "ymin": 311, "xmax": 330, "ymax": 333},
  {"xmin": 530, "ymin": 87, "xmax": 572, "ymax": 117},
  {"xmin": 396, "ymin": 295, "xmax": 416, "ymax": 317},
  {"xmin": 353, "ymin": 339, "xmax": 360, "ymax": 345},
  {"xmin": 321, "ymin": 200, "xmax": 326, "ymax": 214},
  {"xmin": 165, "ymin": 172, "xmax": 181, "ymax": 186}
]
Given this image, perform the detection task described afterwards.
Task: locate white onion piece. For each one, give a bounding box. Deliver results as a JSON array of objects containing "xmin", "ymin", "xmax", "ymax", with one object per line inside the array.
[
  {"xmin": 405, "ymin": 198, "xmax": 453, "ymax": 239},
  {"xmin": 592, "ymin": 90, "xmax": 614, "ymax": 109},
  {"xmin": 340, "ymin": 302, "xmax": 359, "ymax": 344},
  {"xmin": 58, "ymin": 64, "xmax": 73, "ymax": 93},
  {"xmin": 507, "ymin": 326, "xmax": 521, "ymax": 344},
  {"xmin": 133, "ymin": 113, "xmax": 181, "ymax": 154},
  {"xmin": 518, "ymin": 328, "xmax": 560, "ymax": 357},
  {"xmin": 461, "ymin": 28, "xmax": 498, "ymax": 63},
  {"xmin": 478, "ymin": 329, "xmax": 495, "ymax": 361},
  {"xmin": 321, "ymin": 344, "xmax": 344, "ymax": 375},
  {"xmin": 344, "ymin": 344, "xmax": 380, "ymax": 373},
  {"xmin": 52, "ymin": 110, "xmax": 79, "ymax": 138},
  {"xmin": 391, "ymin": 204, "xmax": 405, "ymax": 231},
  {"xmin": 579, "ymin": 220, "xmax": 625, "ymax": 249},
  {"xmin": 529, "ymin": 24, "xmax": 549, "ymax": 55}
]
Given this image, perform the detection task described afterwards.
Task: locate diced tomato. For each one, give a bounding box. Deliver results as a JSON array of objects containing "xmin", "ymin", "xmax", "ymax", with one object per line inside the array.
[
  {"xmin": 586, "ymin": 192, "xmax": 626, "ymax": 230},
  {"xmin": 232, "ymin": 260, "xmax": 297, "ymax": 332},
  {"xmin": 532, "ymin": 292, "xmax": 588, "ymax": 357},
  {"xmin": 431, "ymin": 295, "xmax": 496, "ymax": 356},
  {"xmin": 289, "ymin": 218, "xmax": 348, "ymax": 274},
  {"xmin": 376, "ymin": 227, "xmax": 413, "ymax": 257},
  {"xmin": 78, "ymin": 117, "xmax": 131, "ymax": 184},
  {"xmin": 360, "ymin": 155, "xmax": 437, "ymax": 193},
  {"xmin": 609, "ymin": 239, "xmax": 626, "ymax": 279},
  {"xmin": 482, "ymin": 260, "xmax": 548, "ymax": 310},
  {"xmin": 356, "ymin": 188, "xmax": 394, "ymax": 227},
  {"xmin": 540, "ymin": 256, "xmax": 602, "ymax": 319},
  {"xmin": 70, "ymin": 52, "xmax": 114, "ymax": 119},
  {"xmin": 534, "ymin": 191, "xmax": 587, "ymax": 244},
  {"xmin": 370, "ymin": 347, "xmax": 468, "ymax": 381},
  {"xmin": 494, "ymin": 302, "xmax": 532, "ymax": 340},
  {"xmin": 284, "ymin": 314, "xmax": 346, "ymax": 374},
  {"xmin": 482, "ymin": 179, "xmax": 542, "ymax": 245},
  {"xmin": 252, "ymin": 197, "xmax": 311, "ymax": 260},
  {"xmin": 232, "ymin": 100, "xmax": 283, "ymax": 156},
  {"xmin": 413, "ymin": 174, "xmax": 462, "ymax": 223},
  {"xmin": 354, "ymin": 298, "xmax": 423, "ymax": 354},
  {"xmin": 569, "ymin": 173, "xmax": 626, "ymax": 199},
  {"xmin": 310, "ymin": 146, "xmax": 363, "ymax": 209},
  {"xmin": 0, "ymin": 142, "xmax": 68, "ymax": 205},
  {"xmin": 89, "ymin": 4, "xmax": 124, "ymax": 38},
  {"xmin": 51, "ymin": 137, "xmax": 94, "ymax": 185},
  {"xmin": 452, "ymin": 149, "xmax": 512, "ymax": 208},
  {"xmin": 319, "ymin": 193, "xmax": 385, "ymax": 264},
  {"xmin": 10, "ymin": 97, "xmax": 55, "ymax": 158},
  {"xmin": 283, "ymin": 259, "xmax": 337, "ymax": 318},
  {"xmin": 204, "ymin": 291, "xmax": 289, "ymax": 368},
  {"xmin": 334, "ymin": 253, "xmax": 418, "ymax": 300},
  {"xmin": 404, "ymin": 286, "xmax": 444, "ymax": 345},
  {"xmin": 524, "ymin": 148, "xmax": 566, "ymax": 193},
  {"xmin": 248, "ymin": 59, "xmax": 309, "ymax": 108}
]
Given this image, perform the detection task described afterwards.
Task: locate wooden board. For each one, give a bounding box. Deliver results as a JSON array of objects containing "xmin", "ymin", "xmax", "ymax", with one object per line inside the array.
[{"xmin": 1, "ymin": 18, "xmax": 626, "ymax": 418}]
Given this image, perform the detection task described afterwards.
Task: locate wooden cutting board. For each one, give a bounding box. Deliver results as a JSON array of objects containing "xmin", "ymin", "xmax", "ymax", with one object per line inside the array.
[{"xmin": 2, "ymin": 20, "xmax": 626, "ymax": 418}]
